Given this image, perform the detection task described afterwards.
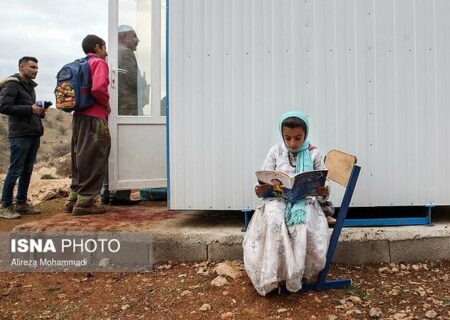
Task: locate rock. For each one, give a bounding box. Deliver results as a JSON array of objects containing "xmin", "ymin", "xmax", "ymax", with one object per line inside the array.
[
  {"xmin": 412, "ymin": 264, "xmax": 421, "ymax": 271},
  {"xmin": 389, "ymin": 289, "xmax": 400, "ymax": 296},
  {"xmin": 98, "ymin": 258, "xmax": 110, "ymax": 267},
  {"xmin": 199, "ymin": 303, "xmax": 211, "ymax": 312},
  {"xmin": 28, "ymin": 178, "xmax": 70, "ymax": 205},
  {"xmin": 378, "ymin": 267, "xmax": 389, "ymax": 273},
  {"xmin": 121, "ymin": 304, "xmax": 130, "ymax": 310},
  {"xmin": 328, "ymin": 315, "xmax": 338, "ymax": 320},
  {"xmin": 393, "ymin": 313, "xmax": 407, "ymax": 319},
  {"xmin": 391, "ymin": 267, "xmax": 399, "ymax": 272},
  {"xmin": 221, "ymin": 312, "xmax": 235, "ymax": 320},
  {"xmin": 222, "ymin": 291, "xmax": 229, "ymax": 296},
  {"xmin": 277, "ymin": 308, "xmax": 288, "ymax": 314},
  {"xmin": 349, "ymin": 296, "xmax": 362, "ymax": 304},
  {"xmin": 214, "ymin": 261, "xmax": 242, "ymax": 279},
  {"xmin": 181, "ymin": 290, "xmax": 193, "ymax": 297},
  {"xmin": 48, "ymin": 153, "xmax": 71, "ymax": 177},
  {"xmin": 188, "ymin": 284, "xmax": 202, "ymax": 289},
  {"xmin": 195, "ymin": 261, "xmax": 208, "ymax": 268},
  {"xmin": 369, "ymin": 307, "xmax": 382, "ymax": 318},
  {"xmin": 197, "ymin": 267, "xmax": 209, "ymax": 276},
  {"xmin": 425, "ymin": 310, "xmax": 437, "ymax": 318},
  {"xmin": 211, "ymin": 276, "xmax": 229, "ymax": 287}
]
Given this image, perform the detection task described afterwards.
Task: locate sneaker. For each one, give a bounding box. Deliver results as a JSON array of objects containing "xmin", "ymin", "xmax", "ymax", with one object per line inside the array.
[
  {"xmin": 15, "ymin": 203, "xmax": 41, "ymax": 215},
  {"xmin": 326, "ymin": 215, "xmax": 336, "ymax": 226},
  {"xmin": 0, "ymin": 206, "xmax": 21, "ymax": 219},
  {"xmin": 63, "ymin": 200, "xmax": 76, "ymax": 213},
  {"xmin": 72, "ymin": 204, "xmax": 106, "ymax": 216},
  {"xmin": 101, "ymin": 195, "xmax": 110, "ymax": 205}
]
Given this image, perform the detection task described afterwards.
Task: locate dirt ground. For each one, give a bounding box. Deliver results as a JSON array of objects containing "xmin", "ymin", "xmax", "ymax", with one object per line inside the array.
[
  {"xmin": 0, "ymin": 200, "xmax": 449, "ymax": 320},
  {"xmin": 0, "ymin": 261, "xmax": 449, "ymax": 320}
]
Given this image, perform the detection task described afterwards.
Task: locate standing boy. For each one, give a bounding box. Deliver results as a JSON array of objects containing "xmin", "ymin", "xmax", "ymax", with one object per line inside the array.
[
  {"xmin": 64, "ymin": 35, "xmax": 111, "ymax": 215},
  {"xmin": 0, "ymin": 56, "xmax": 44, "ymax": 219}
]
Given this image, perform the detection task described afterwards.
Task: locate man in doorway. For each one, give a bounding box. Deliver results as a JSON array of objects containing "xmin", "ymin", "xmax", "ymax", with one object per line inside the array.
[
  {"xmin": 101, "ymin": 25, "xmax": 143, "ymax": 206},
  {"xmin": 117, "ymin": 24, "xmax": 146, "ymax": 116},
  {"xmin": 0, "ymin": 56, "xmax": 44, "ymax": 219}
]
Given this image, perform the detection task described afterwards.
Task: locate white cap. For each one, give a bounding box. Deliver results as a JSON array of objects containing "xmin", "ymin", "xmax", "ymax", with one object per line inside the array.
[{"xmin": 118, "ymin": 25, "xmax": 135, "ymax": 33}]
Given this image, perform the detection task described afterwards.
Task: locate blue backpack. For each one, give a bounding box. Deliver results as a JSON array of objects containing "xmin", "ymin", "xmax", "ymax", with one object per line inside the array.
[{"xmin": 54, "ymin": 56, "xmax": 94, "ymax": 112}]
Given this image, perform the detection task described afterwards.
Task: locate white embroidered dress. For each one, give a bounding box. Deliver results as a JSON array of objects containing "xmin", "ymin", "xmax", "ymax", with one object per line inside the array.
[{"xmin": 243, "ymin": 143, "xmax": 329, "ymax": 296}]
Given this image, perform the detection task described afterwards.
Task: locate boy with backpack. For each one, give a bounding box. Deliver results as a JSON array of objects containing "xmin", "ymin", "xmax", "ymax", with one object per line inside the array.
[{"xmin": 63, "ymin": 35, "xmax": 111, "ymax": 215}]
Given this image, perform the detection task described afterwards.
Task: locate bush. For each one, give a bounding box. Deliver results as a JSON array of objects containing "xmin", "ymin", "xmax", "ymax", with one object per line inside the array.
[
  {"xmin": 0, "ymin": 122, "xmax": 7, "ymax": 136},
  {"xmin": 52, "ymin": 143, "xmax": 71, "ymax": 157},
  {"xmin": 58, "ymin": 125, "xmax": 67, "ymax": 135},
  {"xmin": 41, "ymin": 174, "xmax": 56, "ymax": 180},
  {"xmin": 55, "ymin": 113, "xmax": 64, "ymax": 122}
]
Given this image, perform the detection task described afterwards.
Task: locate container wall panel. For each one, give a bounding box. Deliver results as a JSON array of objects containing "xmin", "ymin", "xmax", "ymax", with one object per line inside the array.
[{"xmin": 169, "ymin": 0, "xmax": 450, "ymax": 210}]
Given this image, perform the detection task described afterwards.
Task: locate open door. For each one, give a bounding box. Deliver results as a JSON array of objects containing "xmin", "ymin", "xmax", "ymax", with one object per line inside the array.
[{"xmin": 108, "ymin": 0, "xmax": 167, "ymax": 191}]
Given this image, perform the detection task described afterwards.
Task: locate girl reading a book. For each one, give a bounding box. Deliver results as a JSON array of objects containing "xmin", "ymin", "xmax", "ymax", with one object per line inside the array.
[{"xmin": 243, "ymin": 111, "xmax": 330, "ymax": 296}]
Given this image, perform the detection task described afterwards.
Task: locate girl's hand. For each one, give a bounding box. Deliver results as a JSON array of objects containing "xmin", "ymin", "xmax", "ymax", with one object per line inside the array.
[
  {"xmin": 255, "ymin": 183, "xmax": 272, "ymax": 198},
  {"xmin": 315, "ymin": 185, "xmax": 330, "ymax": 197}
]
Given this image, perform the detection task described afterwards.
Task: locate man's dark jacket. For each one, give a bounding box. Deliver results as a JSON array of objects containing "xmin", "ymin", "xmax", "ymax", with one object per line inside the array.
[{"xmin": 0, "ymin": 73, "xmax": 43, "ymax": 138}]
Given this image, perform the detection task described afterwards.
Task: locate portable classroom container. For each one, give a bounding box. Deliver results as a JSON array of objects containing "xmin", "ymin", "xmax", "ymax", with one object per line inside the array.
[{"xmin": 108, "ymin": 0, "xmax": 450, "ymax": 212}]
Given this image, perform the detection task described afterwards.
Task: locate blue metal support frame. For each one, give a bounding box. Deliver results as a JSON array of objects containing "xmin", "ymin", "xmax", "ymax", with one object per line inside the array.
[
  {"xmin": 302, "ymin": 165, "xmax": 361, "ymax": 292},
  {"xmin": 165, "ymin": 0, "xmax": 171, "ymax": 208},
  {"xmin": 343, "ymin": 204, "xmax": 433, "ymax": 227}
]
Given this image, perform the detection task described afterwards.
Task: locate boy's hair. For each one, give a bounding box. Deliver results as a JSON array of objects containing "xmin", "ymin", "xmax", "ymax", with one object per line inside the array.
[
  {"xmin": 282, "ymin": 116, "xmax": 307, "ymax": 133},
  {"xmin": 18, "ymin": 56, "xmax": 38, "ymax": 67},
  {"xmin": 81, "ymin": 35, "xmax": 106, "ymax": 54}
]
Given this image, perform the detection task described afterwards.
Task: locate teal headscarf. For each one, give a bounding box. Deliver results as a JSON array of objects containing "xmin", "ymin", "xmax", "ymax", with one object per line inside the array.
[{"xmin": 279, "ymin": 111, "xmax": 313, "ymax": 227}]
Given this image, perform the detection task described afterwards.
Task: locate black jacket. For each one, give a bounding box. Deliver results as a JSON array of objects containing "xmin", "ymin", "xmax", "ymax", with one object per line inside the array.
[{"xmin": 0, "ymin": 74, "xmax": 43, "ymax": 138}]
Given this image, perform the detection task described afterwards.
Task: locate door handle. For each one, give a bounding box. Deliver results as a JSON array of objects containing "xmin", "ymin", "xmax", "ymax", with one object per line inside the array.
[{"xmin": 110, "ymin": 60, "xmax": 117, "ymax": 89}]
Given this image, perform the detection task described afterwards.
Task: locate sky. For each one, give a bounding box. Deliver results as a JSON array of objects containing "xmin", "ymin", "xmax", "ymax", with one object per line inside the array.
[{"xmin": 0, "ymin": 0, "xmax": 108, "ymax": 103}]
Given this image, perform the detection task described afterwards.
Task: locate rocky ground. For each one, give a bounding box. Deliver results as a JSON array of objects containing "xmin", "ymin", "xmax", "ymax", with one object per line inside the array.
[
  {"xmin": 0, "ymin": 167, "xmax": 449, "ymax": 319},
  {"xmin": 0, "ymin": 260, "xmax": 448, "ymax": 319}
]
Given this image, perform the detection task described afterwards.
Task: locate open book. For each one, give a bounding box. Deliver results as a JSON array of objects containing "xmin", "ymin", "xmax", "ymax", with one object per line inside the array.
[{"xmin": 255, "ymin": 169, "xmax": 328, "ymax": 202}]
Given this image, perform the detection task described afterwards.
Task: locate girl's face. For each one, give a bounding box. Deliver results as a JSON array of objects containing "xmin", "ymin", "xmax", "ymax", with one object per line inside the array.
[{"xmin": 282, "ymin": 126, "xmax": 306, "ymax": 152}]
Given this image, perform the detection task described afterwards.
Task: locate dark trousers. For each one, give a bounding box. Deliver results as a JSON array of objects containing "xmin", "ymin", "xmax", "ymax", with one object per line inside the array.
[
  {"xmin": 70, "ymin": 115, "xmax": 111, "ymax": 200},
  {"xmin": 1, "ymin": 136, "xmax": 40, "ymax": 207}
]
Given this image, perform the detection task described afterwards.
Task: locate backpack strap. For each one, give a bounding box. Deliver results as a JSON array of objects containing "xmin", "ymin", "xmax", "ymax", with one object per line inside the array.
[{"xmin": 0, "ymin": 77, "xmax": 20, "ymax": 89}]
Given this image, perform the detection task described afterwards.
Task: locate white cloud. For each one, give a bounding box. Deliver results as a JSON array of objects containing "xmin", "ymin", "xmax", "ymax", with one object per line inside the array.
[{"xmin": 0, "ymin": 0, "xmax": 108, "ymax": 102}]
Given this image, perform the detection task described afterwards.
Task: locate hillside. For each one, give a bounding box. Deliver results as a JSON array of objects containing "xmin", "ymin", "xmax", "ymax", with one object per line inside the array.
[{"xmin": 0, "ymin": 108, "xmax": 72, "ymax": 173}]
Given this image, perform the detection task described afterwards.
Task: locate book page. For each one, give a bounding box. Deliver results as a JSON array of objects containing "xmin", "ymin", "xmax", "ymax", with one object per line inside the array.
[
  {"xmin": 254, "ymin": 170, "xmax": 295, "ymax": 189},
  {"xmin": 283, "ymin": 170, "xmax": 328, "ymax": 202}
]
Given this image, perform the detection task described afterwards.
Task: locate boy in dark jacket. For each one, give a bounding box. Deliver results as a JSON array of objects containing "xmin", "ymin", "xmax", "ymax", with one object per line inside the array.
[{"xmin": 0, "ymin": 56, "xmax": 44, "ymax": 219}]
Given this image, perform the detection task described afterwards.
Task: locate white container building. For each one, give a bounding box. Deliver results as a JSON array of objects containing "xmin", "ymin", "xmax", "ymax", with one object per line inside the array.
[{"xmin": 107, "ymin": 0, "xmax": 450, "ymax": 211}]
